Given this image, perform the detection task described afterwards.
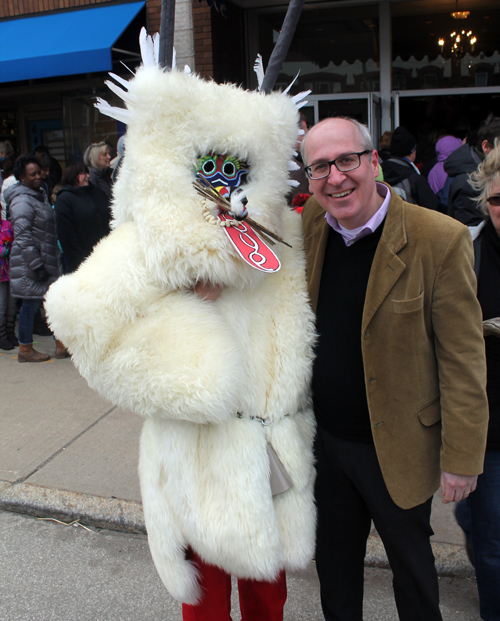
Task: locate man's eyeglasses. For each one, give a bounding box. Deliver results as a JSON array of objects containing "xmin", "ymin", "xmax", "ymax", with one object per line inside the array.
[
  {"xmin": 486, "ymin": 195, "xmax": 500, "ymax": 207},
  {"xmin": 305, "ymin": 150, "xmax": 370, "ymax": 180}
]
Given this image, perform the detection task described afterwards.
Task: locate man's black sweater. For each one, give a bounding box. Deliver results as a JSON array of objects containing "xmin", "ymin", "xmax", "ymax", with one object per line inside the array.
[{"xmin": 312, "ymin": 222, "xmax": 384, "ymax": 443}]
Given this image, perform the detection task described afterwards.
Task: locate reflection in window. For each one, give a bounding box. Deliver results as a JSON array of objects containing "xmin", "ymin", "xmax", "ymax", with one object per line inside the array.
[
  {"xmin": 257, "ymin": 6, "xmax": 380, "ymax": 95},
  {"xmin": 391, "ymin": 2, "xmax": 500, "ymax": 90}
]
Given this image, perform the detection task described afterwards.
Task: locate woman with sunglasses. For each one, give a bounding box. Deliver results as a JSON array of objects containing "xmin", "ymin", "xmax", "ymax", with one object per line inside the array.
[{"xmin": 455, "ymin": 141, "xmax": 500, "ymax": 621}]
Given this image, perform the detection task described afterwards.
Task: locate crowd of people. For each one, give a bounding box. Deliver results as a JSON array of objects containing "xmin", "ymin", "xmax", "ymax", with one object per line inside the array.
[
  {"xmin": 0, "ymin": 111, "xmax": 499, "ymax": 620},
  {"xmin": 0, "ymin": 140, "xmax": 114, "ymax": 359}
]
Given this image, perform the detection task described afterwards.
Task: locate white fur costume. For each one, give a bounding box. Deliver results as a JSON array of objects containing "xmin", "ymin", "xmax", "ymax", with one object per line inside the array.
[{"xmin": 45, "ymin": 40, "xmax": 316, "ymax": 604}]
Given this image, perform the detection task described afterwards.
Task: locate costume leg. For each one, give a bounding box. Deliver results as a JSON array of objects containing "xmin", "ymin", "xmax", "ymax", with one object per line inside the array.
[
  {"xmin": 182, "ymin": 550, "xmax": 232, "ymax": 621},
  {"xmin": 314, "ymin": 427, "xmax": 372, "ymax": 621},
  {"xmin": 237, "ymin": 570, "xmax": 286, "ymax": 621},
  {"xmin": 468, "ymin": 449, "xmax": 500, "ymax": 621}
]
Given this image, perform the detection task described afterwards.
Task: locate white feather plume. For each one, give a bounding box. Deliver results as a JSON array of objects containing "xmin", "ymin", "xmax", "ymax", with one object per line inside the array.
[
  {"xmin": 104, "ymin": 80, "xmax": 133, "ymax": 105},
  {"xmin": 286, "ymin": 179, "xmax": 300, "ymax": 187},
  {"xmin": 140, "ymin": 28, "xmax": 158, "ymax": 67},
  {"xmin": 291, "ymin": 90, "xmax": 311, "ymax": 105},
  {"xmin": 108, "ymin": 72, "xmax": 130, "ymax": 90},
  {"xmin": 253, "ymin": 54, "xmax": 265, "ymax": 92},
  {"xmin": 288, "ymin": 160, "xmax": 300, "ymax": 171},
  {"xmin": 95, "ymin": 98, "xmax": 133, "ymax": 124},
  {"xmin": 283, "ymin": 72, "xmax": 300, "ymax": 95},
  {"xmin": 184, "ymin": 65, "xmax": 192, "ymax": 74}
]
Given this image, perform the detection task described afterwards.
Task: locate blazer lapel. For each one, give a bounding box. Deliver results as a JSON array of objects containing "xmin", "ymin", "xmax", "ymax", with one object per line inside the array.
[{"xmin": 362, "ymin": 191, "xmax": 408, "ymax": 332}]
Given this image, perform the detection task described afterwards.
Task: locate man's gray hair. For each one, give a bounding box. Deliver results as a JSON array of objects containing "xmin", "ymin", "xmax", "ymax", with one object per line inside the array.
[{"xmin": 301, "ymin": 117, "xmax": 374, "ymax": 167}]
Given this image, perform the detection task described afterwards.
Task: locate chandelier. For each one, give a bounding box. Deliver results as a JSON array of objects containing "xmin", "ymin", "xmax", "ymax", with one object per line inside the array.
[{"xmin": 439, "ymin": 30, "xmax": 477, "ymax": 58}]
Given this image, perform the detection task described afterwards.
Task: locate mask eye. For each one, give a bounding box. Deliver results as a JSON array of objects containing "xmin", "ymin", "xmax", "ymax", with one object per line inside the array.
[
  {"xmin": 222, "ymin": 161, "xmax": 236, "ymax": 177},
  {"xmin": 202, "ymin": 160, "xmax": 216, "ymax": 175}
]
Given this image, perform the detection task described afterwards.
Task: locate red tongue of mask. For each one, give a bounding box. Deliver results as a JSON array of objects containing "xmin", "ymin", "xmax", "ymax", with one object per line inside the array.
[{"xmin": 219, "ymin": 213, "xmax": 281, "ymax": 273}]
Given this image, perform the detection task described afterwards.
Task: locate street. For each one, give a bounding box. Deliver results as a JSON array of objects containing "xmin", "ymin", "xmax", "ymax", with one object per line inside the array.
[{"xmin": 0, "ymin": 511, "xmax": 480, "ymax": 620}]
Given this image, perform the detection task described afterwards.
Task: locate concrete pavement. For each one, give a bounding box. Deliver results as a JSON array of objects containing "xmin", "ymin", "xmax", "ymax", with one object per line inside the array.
[{"xmin": 1, "ymin": 333, "xmax": 474, "ymax": 579}]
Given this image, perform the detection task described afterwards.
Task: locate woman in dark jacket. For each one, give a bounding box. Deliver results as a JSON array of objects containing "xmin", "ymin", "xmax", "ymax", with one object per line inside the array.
[
  {"xmin": 455, "ymin": 141, "xmax": 500, "ymax": 621},
  {"xmin": 54, "ymin": 163, "xmax": 111, "ymax": 273},
  {"xmin": 83, "ymin": 142, "xmax": 113, "ymax": 200},
  {"xmin": 5, "ymin": 155, "xmax": 60, "ymax": 362}
]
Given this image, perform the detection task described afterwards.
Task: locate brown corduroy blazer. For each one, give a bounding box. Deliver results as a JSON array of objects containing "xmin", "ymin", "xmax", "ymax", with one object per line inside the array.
[{"xmin": 302, "ymin": 186, "xmax": 489, "ymax": 509}]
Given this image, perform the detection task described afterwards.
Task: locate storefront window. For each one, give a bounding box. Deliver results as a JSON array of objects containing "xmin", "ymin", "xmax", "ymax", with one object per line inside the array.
[
  {"xmin": 392, "ymin": 1, "xmax": 500, "ymax": 90},
  {"xmin": 257, "ymin": 5, "xmax": 380, "ymax": 95},
  {"xmin": 0, "ymin": 110, "xmax": 18, "ymax": 155},
  {"xmin": 63, "ymin": 88, "xmax": 125, "ymax": 163}
]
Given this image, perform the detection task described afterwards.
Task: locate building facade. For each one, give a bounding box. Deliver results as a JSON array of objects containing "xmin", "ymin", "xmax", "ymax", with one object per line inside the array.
[{"xmin": 1, "ymin": 0, "xmax": 499, "ymax": 163}]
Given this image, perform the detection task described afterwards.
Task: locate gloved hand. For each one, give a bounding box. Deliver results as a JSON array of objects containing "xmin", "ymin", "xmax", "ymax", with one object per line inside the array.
[{"xmin": 35, "ymin": 266, "xmax": 50, "ymax": 283}]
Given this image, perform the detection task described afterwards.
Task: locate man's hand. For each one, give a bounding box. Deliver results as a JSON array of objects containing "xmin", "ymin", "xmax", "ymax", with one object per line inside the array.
[
  {"xmin": 192, "ymin": 280, "xmax": 225, "ymax": 302},
  {"xmin": 440, "ymin": 471, "xmax": 478, "ymax": 504}
]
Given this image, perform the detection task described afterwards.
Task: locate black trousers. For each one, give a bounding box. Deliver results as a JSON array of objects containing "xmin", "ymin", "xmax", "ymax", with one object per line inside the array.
[{"xmin": 314, "ymin": 426, "xmax": 442, "ymax": 621}]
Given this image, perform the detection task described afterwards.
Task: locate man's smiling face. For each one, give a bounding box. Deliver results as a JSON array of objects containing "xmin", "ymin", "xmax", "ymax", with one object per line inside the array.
[{"xmin": 304, "ymin": 118, "xmax": 381, "ymax": 230}]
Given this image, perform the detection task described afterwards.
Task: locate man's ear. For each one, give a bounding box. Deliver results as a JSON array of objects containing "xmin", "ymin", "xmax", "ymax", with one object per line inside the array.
[
  {"xmin": 371, "ymin": 149, "xmax": 379, "ymax": 177},
  {"xmin": 482, "ymin": 140, "xmax": 492, "ymax": 156}
]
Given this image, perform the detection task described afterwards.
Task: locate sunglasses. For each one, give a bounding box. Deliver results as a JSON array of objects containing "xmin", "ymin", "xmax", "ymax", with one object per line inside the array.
[{"xmin": 487, "ymin": 195, "xmax": 500, "ymax": 207}]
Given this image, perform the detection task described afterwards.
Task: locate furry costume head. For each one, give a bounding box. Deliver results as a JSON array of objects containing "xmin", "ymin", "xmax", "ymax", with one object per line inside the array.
[{"xmin": 96, "ymin": 31, "xmax": 307, "ymax": 290}]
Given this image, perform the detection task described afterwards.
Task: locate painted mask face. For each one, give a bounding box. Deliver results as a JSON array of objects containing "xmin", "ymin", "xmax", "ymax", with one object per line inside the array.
[{"xmin": 195, "ymin": 152, "xmax": 248, "ymax": 198}]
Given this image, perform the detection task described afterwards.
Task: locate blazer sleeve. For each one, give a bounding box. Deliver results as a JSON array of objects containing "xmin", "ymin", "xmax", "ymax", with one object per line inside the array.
[{"xmin": 431, "ymin": 225, "xmax": 488, "ymax": 475}]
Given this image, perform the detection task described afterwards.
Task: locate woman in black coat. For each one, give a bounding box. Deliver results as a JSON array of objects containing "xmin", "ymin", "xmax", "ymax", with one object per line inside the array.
[
  {"xmin": 54, "ymin": 163, "xmax": 111, "ymax": 273},
  {"xmin": 455, "ymin": 141, "xmax": 500, "ymax": 621},
  {"xmin": 83, "ymin": 142, "xmax": 113, "ymax": 200}
]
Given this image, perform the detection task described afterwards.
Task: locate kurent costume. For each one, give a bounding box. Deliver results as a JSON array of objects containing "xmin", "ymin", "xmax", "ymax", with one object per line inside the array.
[{"xmin": 45, "ymin": 31, "xmax": 317, "ymax": 610}]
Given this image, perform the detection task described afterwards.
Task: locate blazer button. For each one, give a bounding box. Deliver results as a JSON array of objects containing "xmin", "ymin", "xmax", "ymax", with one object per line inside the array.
[
  {"xmin": 368, "ymin": 377, "xmax": 376, "ymax": 384},
  {"xmin": 364, "ymin": 331, "xmax": 370, "ymax": 338}
]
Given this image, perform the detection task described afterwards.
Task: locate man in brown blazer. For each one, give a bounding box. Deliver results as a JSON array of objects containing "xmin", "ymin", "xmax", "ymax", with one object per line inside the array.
[{"xmin": 301, "ymin": 117, "xmax": 488, "ymax": 620}]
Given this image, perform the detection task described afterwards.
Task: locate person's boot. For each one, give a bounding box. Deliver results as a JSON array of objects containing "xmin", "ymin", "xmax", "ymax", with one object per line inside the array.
[
  {"xmin": 18, "ymin": 343, "xmax": 51, "ymax": 363},
  {"xmin": 6, "ymin": 332, "xmax": 18, "ymax": 346},
  {"xmin": 0, "ymin": 318, "xmax": 14, "ymax": 350},
  {"xmin": 5, "ymin": 315, "xmax": 18, "ymax": 346},
  {"xmin": 55, "ymin": 339, "xmax": 70, "ymax": 359}
]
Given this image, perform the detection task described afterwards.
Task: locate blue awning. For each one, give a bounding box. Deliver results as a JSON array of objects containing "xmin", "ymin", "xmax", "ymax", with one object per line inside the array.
[{"xmin": 0, "ymin": 1, "xmax": 145, "ymax": 84}]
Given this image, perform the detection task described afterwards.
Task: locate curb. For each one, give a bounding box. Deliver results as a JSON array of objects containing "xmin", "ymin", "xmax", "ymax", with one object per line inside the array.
[
  {"xmin": 0, "ymin": 482, "xmax": 145, "ymax": 534},
  {"xmin": 0, "ymin": 482, "xmax": 474, "ymax": 579}
]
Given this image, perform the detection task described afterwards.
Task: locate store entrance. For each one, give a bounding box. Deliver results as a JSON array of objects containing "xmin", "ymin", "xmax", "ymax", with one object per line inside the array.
[{"xmin": 397, "ymin": 92, "xmax": 500, "ymax": 140}]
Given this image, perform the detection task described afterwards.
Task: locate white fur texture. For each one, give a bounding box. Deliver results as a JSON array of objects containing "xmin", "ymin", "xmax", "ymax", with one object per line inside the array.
[{"xmin": 45, "ymin": 68, "xmax": 316, "ymax": 604}]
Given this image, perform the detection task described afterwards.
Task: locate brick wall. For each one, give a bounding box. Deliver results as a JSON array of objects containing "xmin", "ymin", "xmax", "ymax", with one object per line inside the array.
[
  {"xmin": 192, "ymin": 0, "xmax": 212, "ymax": 78},
  {"xmin": 0, "ymin": 0, "xmax": 163, "ymax": 40}
]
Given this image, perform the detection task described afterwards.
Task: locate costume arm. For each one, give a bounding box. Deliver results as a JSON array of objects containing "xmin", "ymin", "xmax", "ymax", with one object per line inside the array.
[
  {"xmin": 45, "ymin": 223, "xmax": 243, "ymax": 425},
  {"xmin": 431, "ymin": 225, "xmax": 488, "ymax": 475}
]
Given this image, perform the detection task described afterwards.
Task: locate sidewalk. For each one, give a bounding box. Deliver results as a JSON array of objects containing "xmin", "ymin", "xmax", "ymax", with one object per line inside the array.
[{"xmin": 1, "ymin": 333, "xmax": 474, "ymax": 579}]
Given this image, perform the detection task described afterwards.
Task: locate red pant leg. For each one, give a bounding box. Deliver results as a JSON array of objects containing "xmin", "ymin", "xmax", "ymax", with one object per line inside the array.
[
  {"xmin": 237, "ymin": 570, "xmax": 287, "ymax": 621},
  {"xmin": 182, "ymin": 550, "xmax": 232, "ymax": 621}
]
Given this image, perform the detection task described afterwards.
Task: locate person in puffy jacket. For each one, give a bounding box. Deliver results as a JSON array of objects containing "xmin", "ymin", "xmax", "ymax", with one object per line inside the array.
[
  {"xmin": 444, "ymin": 114, "xmax": 500, "ymax": 226},
  {"xmin": 428, "ymin": 136, "xmax": 463, "ymax": 211},
  {"xmin": 5, "ymin": 155, "xmax": 61, "ymax": 362},
  {"xmin": 381, "ymin": 126, "xmax": 440, "ymax": 211},
  {"xmin": 54, "ymin": 163, "xmax": 111, "ymax": 273}
]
